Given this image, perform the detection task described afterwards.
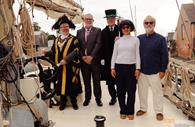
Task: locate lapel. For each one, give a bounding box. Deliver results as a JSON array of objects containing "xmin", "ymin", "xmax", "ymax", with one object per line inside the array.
[
  {"xmin": 80, "ymin": 27, "xmax": 86, "ymax": 43},
  {"xmin": 87, "ymin": 26, "xmax": 94, "ymax": 43},
  {"xmin": 105, "ymin": 26, "xmax": 113, "ymax": 37},
  {"xmin": 107, "ymin": 26, "xmax": 111, "ymax": 34}
]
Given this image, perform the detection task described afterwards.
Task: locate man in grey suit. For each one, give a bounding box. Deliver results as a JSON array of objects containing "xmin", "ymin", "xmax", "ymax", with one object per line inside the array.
[{"xmin": 77, "ymin": 13, "xmax": 103, "ymax": 106}]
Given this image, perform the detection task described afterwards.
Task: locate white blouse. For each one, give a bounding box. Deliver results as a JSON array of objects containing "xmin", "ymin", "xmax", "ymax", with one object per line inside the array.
[{"xmin": 111, "ymin": 35, "xmax": 140, "ymax": 69}]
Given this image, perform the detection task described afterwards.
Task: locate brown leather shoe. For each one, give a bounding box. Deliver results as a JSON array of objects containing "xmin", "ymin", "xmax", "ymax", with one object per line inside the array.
[
  {"xmin": 120, "ymin": 114, "xmax": 126, "ymax": 119},
  {"xmin": 136, "ymin": 110, "xmax": 146, "ymax": 116},
  {"xmin": 156, "ymin": 113, "xmax": 164, "ymax": 121},
  {"xmin": 127, "ymin": 115, "xmax": 134, "ymax": 120}
]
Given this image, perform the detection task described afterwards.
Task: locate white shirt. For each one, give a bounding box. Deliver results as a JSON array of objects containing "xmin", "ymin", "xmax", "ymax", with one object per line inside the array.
[
  {"xmin": 111, "ymin": 35, "xmax": 140, "ymax": 69},
  {"xmin": 60, "ymin": 34, "xmax": 69, "ymax": 40},
  {"xmin": 58, "ymin": 34, "xmax": 69, "ymax": 51},
  {"xmin": 109, "ymin": 25, "xmax": 115, "ymax": 31}
]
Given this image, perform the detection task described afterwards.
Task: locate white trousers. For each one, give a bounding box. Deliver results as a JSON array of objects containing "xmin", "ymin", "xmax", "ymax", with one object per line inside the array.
[{"xmin": 137, "ymin": 73, "xmax": 163, "ymax": 113}]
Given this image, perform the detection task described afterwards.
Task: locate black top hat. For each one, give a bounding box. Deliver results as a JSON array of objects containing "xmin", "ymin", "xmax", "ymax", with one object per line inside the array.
[
  {"xmin": 52, "ymin": 15, "xmax": 75, "ymax": 29},
  {"xmin": 104, "ymin": 9, "xmax": 117, "ymax": 18}
]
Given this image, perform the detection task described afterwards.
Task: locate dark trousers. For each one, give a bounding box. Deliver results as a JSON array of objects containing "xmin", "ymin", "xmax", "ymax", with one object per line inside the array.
[
  {"xmin": 106, "ymin": 68, "xmax": 117, "ymax": 100},
  {"xmin": 115, "ymin": 64, "xmax": 137, "ymax": 115},
  {"xmin": 108, "ymin": 84, "xmax": 117, "ymax": 100},
  {"xmin": 81, "ymin": 62, "xmax": 102, "ymax": 101},
  {"xmin": 60, "ymin": 93, "xmax": 77, "ymax": 106}
]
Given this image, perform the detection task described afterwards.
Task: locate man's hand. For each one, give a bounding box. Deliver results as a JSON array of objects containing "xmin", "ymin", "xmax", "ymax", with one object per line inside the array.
[
  {"xmin": 86, "ymin": 56, "xmax": 93, "ymax": 64},
  {"xmin": 83, "ymin": 56, "xmax": 93, "ymax": 64},
  {"xmin": 111, "ymin": 69, "xmax": 116, "ymax": 78},
  {"xmin": 82, "ymin": 56, "xmax": 87, "ymax": 63},
  {"xmin": 60, "ymin": 59, "xmax": 67, "ymax": 65},
  {"xmin": 159, "ymin": 72, "xmax": 165, "ymax": 79}
]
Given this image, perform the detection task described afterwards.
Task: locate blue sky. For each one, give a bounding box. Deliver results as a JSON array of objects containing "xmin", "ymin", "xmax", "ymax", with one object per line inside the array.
[{"xmin": 14, "ymin": 0, "xmax": 194, "ymax": 36}]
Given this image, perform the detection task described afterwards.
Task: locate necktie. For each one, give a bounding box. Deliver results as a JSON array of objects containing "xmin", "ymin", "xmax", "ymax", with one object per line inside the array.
[
  {"xmin": 110, "ymin": 27, "xmax": 114, "ymax": 32},
  {"xmin": 85, "ymin": 29, "xmax": 90, "ymax": 42}
]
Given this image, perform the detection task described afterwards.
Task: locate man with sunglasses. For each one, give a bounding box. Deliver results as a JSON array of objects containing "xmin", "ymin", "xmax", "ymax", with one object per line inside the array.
[{"xmin": 136, "ymin": 15, "xmax": 169, "ymax": 121}]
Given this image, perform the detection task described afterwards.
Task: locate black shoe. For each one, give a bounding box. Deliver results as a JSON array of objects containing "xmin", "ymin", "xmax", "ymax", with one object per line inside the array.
[
  {"xmin": 96, "ymin": 99, "xmax": 103, "ymax": 107},
  {"xmin": 83, "ymin": 100, "xmax": 90, "ymax": 106},
  {"xmin": 109, "ymin": 98, "xmax": 117, "ymax": 106},
  {"xmin": 59, "ymin": 105, "xmax": 66, "ymax": 110},
  {"xmin": 72, "ymin": 104, "xmax": 79, "ymax": 110}
]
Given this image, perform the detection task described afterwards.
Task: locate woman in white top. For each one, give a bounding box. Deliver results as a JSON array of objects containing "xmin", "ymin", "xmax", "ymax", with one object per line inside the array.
[{"xmin": 111, "ymin": 20, "xmax": 140, "ymax": 120}]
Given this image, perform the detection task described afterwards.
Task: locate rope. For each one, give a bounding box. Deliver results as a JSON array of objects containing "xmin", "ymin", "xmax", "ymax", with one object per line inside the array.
[
  {"xmin": 12, "ymin": 26, "xmax": 27, "ymax": 73},
  {"xmin": 19, "ymin": 5, "xmax": 35, "ymax": 57},
  {"xmin": 0, "ymin": 0, "xmax": 10, "ymax": 42},
  {"xmin": 40, "ymin": 0, "xmax": 53, "ymax": 19},
  {"xmin": 164, "ymin": 63, "xmax": 173, "ymax": 89},
  {"xmin": 12, "ymin": 26, "xmax": 25, "ymax": 58},
  {"xmin": 180, "ymin": 67, "xmax": 195, "ymax": 99},
  {"xmin": 28, "ymin": 0, "xmax": 54, "ymax": 19}
]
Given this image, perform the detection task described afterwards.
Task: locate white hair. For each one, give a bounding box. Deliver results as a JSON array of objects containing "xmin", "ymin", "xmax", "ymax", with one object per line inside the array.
[
  {"xmin": 144, "ymin": 15, "xmax": 156, "ymax": 24},
  {"xmin": 83, "ymin": 13, "xmax": 93, "ymax": 20}
]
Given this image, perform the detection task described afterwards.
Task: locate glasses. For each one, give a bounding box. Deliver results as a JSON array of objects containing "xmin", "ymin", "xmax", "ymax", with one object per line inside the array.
[
  {"xmin": 122, "ymin": 26, "xmax": 130, "ymax": 29},
  {"xmin": 144, "ymin": 21, "xmax": 154, "ymax": 25},
  {"xmin": 84, "ymin": 18, "xmax": 93, "ymax": 21}
]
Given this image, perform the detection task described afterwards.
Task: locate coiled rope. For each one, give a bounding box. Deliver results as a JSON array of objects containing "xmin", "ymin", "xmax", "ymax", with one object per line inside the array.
[
  {"xmin": 0, "ymin": 0, "xmax": 10, "ymax": 42},
  {"xmin": 19, "ymin": 5, "xmax": 35, "ymax": 57}
]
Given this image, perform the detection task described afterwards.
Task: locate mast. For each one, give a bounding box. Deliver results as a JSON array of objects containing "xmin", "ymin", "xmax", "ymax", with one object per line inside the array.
[
  {"xmin": 128, "ymin": 0, "xmax": 136, "ymax": 36},
  {"xmin": 128, "ymin": 0, "xmax": 134, "ymax": 23},
  {"xmin": 134, "ymin": 5, "xmax": 137, "ymax": 36}
]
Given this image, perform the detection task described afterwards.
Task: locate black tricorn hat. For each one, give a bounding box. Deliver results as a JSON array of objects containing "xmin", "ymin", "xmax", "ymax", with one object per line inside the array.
[
  {"xmin": 52, "ymin": 15, "xmax": 76, "ymax": 29},
  {"xmin": 104, "ymin": 9, "xmax": 117, "ymax": 18}
]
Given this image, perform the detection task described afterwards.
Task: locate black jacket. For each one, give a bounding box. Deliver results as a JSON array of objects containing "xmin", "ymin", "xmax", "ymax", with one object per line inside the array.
[{"xmin": 101, "ymin": 25, "xmax": 119, "ymax": 83}]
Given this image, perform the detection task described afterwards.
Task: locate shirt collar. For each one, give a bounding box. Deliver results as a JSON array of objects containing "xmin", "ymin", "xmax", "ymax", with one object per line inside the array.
[
  {"xmin": 109, "ymin": 25, "xmax": 115, "ymax": 31},
  {"xmin": 85, "ymin": 27, "xmax": 92, "ymax": 32}
]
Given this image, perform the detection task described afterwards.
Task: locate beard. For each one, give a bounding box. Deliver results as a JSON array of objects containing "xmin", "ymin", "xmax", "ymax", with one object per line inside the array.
[{"xmin": 145, "ymin": 27, "xmax": 154, "ymax": 35}]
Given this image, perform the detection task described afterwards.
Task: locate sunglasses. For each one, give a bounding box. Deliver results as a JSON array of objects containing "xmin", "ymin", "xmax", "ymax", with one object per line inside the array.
[
  {"xmin": 122, "ymin": 26, "xmax": 130, "ymax": 29},
  {"xmin": 144, "ymin": 21, "xmax": 154, "ymax": 25}
]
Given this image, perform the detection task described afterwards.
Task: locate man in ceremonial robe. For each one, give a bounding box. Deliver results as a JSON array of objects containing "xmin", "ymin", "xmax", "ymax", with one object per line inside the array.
[{"xmin": 48, "ymin": 15, "xmax": 81, "ymax": 110}]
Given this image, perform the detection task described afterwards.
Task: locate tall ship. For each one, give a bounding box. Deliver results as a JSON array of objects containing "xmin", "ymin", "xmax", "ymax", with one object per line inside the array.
[{"xmin": 0, "ymin": 0, "xmax": 195, "ymax": 127}]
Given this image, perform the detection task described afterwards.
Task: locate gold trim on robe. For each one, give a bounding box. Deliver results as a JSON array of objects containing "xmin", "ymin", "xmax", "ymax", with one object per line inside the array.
[{"xmin": 54, "ymin": 36, "xmax": 73, "ymax": 95}]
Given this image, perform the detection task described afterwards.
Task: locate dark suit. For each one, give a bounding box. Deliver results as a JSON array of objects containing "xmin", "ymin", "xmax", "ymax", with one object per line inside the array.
[
  {"xmin": 77, "ymin": 26, "xmax": 102, "ymax": 101},
  {"xmin": 101, "ymin": 25, "xmax": 119, "ymax": 100}
]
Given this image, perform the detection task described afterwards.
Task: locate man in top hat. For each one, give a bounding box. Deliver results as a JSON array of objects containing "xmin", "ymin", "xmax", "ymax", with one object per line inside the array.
[
  {"xmin": 77, "ymin": 13, "xmax": 103, "ymax": 107},
  {"xmin": 101, "ymin": 9, "xmax": 119, "ymax": 105},
  {"xmin": 46, "ymin": 15, "xmax": 81, "ymax": 110}
]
